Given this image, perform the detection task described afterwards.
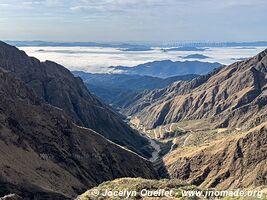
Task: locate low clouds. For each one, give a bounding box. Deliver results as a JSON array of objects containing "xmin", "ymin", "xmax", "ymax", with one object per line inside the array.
[{"xmin": 19, "ymin": 46, "xmax": 267, "ymax": 73}]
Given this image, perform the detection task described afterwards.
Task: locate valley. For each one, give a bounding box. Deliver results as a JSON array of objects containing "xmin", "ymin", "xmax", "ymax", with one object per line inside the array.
[
  {"xmin": 77, "ymin": 48, "xmax": 267, "ymax": 199},
  {"xmin": 0, "ymin": 41, "xmax": 266, "ymax": 199},
  {"xmin": 1, "ymin": 1, "xmax": 267, "ymax": 199},
  {"xmin": 73, "ymin": 48, "xmax": 267, "ymax": 199}
]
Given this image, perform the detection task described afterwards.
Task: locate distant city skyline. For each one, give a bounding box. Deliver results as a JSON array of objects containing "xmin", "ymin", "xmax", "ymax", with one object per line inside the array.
[{"xmin": 0, "ymin": 0, "xmax": 267, "ymax": 42}]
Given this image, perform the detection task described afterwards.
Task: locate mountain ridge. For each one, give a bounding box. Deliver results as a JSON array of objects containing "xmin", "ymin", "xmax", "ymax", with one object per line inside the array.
[{"xmin": 109, "ymin": 60, "xmax": 221, "ymax": 78}]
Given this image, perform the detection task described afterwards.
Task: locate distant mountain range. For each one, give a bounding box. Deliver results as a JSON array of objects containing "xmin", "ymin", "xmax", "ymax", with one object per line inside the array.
[
  {"xmin": 109, "ymin": 60, "xmax": 221, "ymax": 78},
  {"xmin": 5, "ymin": 40, "xmax": 267, "ymax": 48},
  {"xmin": 121, "ymin": 47, "xmax": 152, "ymax": 51},
  {"xmin": 162, "ymin": 47, "xmax": 206, "ymax": 52},
  {"xmin": 160, "ymin": 41, "xmax": 267, "ymax": 48},
  {"xmin": 72, "ymin": 71, "xmax": 198, "ymax": 105},
  {"xmin": 4, "ymin": 40, "xmax": 150, "ymax": 49},
  {"xmin": 73, "ymin": 60, "xmax": 221, "ymax": 109},
  {"xmin": 180, "ymin": 54, "xmax": 210, "ymax": 59}
]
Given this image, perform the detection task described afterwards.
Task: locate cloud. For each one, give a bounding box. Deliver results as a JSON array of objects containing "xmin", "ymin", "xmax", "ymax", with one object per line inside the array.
[
  {"xmin": 0, "ymin": 0, "xmax": 266, "ymax": 41},
  {"xmin": 69, "ymin": 0, "xmax": 169, "ymax": 13},
  {"xmin": 0, "ymin": 3, "xmax": 9, "ymax": 6},
  {"xmin": 19, "ymin": 46, "xmax": 267, "ymax": 73}
]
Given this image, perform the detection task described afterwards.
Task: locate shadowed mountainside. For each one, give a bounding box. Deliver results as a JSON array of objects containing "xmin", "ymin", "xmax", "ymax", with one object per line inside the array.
[
  {"xmin": 72, "ymin": 71, "xmax": 198, "ymax": 105},
  {"xmin": 0, "ymin": 68, "xmax": 157, "ymax": 199},
  {"xmin": 0, "ymin": 41, "xmax": 151, "ymax": 157}
]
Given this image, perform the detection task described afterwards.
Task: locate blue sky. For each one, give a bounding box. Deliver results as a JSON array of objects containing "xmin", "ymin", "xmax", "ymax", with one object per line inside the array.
[{"xmin": 0, "ymin": 0, "xmax": 267, "ymax": 42}]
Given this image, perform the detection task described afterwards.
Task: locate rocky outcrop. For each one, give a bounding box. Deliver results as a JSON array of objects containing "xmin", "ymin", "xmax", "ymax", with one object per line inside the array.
[
  {"xmin": 0, "ymin": 68, "xmax": 157, "ymax": 199},
  {"xmin": 0, "ymin": 194, "xmax": 23, "ymax": 200},
  {"xmin": 0, "ymin": 41, "xmax": 151, "ymax": 157}
]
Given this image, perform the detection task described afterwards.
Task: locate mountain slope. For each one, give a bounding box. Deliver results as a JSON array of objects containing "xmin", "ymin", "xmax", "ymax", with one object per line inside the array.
[
  {"xmin": 109, "ymin": 60, "xmax": 221, "ymax": 78},
  {"xmin": 72, "ymin": 71, "xmax": 198, "ymax": 104},
  {"xmin": 127, "ymin": 49, "xmax": 267, "ymax": 130},
  {"xmin": 164, "ymin": 122, "xmax": 267, "ymax": 190},
  {"xmin": 0, "ymin": 41, "xmax": 151, "ymax": 157},
  {"xmin": 0, "ymin": 68, "xmax": 157, "ymax": 199}
]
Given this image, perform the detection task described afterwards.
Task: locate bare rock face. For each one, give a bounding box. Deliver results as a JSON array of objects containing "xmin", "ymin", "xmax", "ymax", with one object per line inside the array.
[
  {"xmin": 125, "ymin": 49, "xmax": 267, "ymax": 130},
  {"xmin": 0, "ymin": 41, "xmax": 151, "ymax": 158},
  {"xmin": 0, "ymin": 69, "xmax": 157, "ymax": 199},
  {"xmin": 164, "ymin": 122, "xmax": 267, "ymax": 189}
]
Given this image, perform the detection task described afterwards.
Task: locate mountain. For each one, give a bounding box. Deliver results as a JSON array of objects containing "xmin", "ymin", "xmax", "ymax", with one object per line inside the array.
[
  {"xmin": 121, "ymin": 47, "xmax": 152, "ymax": 51},
  {"xmin": 0, "ymin": 68, "xmax": 157, "ymax": 199},
  {"xmin": 0, "ymin": 41, "xmax": 151, "ymax": 157},
  {"xmin": 5, "ymin": 40, "xmax": 267, "ymax": 48},
  {"xmin": 72, "ymin": 71, "xmax": 198, "ymax": 105},
  {"xmin": 123, "ymin": 49, "xmax": 267, "ymax": 130},
  {"xmin": 4, "ymin": 41, "xmax": 151, "ymax": 49},
  {"xmin": 162, "ymin": 47, "xmax": 206, "ymax": 52},
  {"xmin": 160, "ymin": 41, "xmax": 267, "ymax": 48},
  {"xmin": 180, "ymin": 54, "xmax": 210, "ymax": 59},
  {"xmin": 109, "ymin": 60, "xmax": 221, "ymax": 78}
]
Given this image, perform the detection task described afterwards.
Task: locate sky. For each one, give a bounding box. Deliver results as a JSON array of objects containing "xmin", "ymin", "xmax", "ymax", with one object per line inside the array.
[{"xmin": 0, "ymin": 0, "xmax": 267, "ymax": 42}]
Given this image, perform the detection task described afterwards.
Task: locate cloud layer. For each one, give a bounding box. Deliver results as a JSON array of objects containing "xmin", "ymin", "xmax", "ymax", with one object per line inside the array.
[{"xmin": 19, "ymin": 46, "xmax": 267, "ymax": 73}]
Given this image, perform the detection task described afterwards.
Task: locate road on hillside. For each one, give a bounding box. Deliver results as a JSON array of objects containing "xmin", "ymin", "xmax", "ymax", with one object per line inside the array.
[{"xmin": 129, "ymin": 121, "xmax": 194, "ymax": 163}]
